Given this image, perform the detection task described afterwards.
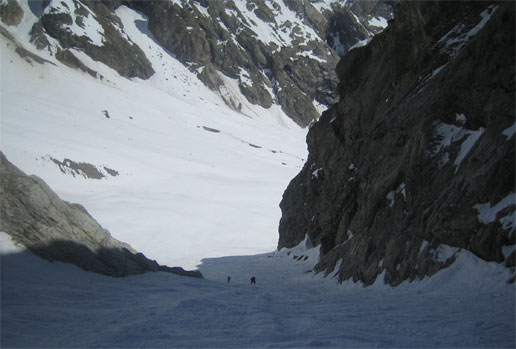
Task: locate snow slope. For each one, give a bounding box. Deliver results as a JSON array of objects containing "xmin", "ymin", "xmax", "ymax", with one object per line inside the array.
[
  {"xmin": 1, "ymin": 232, "xmax": 514, "ymax": 348},
  {"xmin": 0, "ymin": 5, "xmax": 307, "ymax": 269},
  {"xmin": 1, "ymin": 4, "xmax": 514, "ymax": 348}
]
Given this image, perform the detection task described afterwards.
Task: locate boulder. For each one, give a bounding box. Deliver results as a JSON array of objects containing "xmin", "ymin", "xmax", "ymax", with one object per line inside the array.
[{"xmin": 0, "ymin": 0, "xmax": 23, "ymax": 27}]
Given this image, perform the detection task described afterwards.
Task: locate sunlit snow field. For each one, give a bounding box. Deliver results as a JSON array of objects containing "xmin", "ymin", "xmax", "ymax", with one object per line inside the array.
[{"xmin": 1, "ymin": 4, "xmax": 307, "ymax": 269}]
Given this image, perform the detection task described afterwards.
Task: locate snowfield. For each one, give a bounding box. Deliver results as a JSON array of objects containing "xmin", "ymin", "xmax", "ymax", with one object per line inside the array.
[
  {"xmin": 1, "ymin": 4, "xmax": 307, "ymax": 270},
  {"xmin": 1, "ymin": 232, "xmax": 514, "ymax": 348}
]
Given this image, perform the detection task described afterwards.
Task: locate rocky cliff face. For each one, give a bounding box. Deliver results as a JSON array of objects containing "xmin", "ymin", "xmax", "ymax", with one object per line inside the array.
[
  {"xmin": 279, "ymin": 1, "xmax": 515, "ymax": 285},
  {"xmin": 323, "ymin": 0, "xmax": 394, "ymax": 54},
  {"xmin": 1, "ymin": 0, "xmax": 393, "ymax": 127},
  {"xmin": 29, "ymin": 0, "xmax": 155, "ymax": 79},
  {"xmin": 119, "ymin": 0, "xmax": 394, "ymax": 126},
  {"xmin": 0, "ymin": 152, "xmax": 202, "ymax": 278}
]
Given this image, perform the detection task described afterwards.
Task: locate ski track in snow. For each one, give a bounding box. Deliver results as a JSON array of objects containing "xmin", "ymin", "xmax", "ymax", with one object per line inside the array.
[{"xmin": 1, "ymin": 233, "xmax": 514, "ymax": 348}]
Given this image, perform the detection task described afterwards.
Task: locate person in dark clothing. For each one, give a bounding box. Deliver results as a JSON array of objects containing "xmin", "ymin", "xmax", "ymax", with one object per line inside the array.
[
  {"xmin": 227, "ymin": 276, "xmax": 231, "ymax": 283},
  {"xmin": 250, "ymin": 276, "xmax": 256, "ymax": 284}
]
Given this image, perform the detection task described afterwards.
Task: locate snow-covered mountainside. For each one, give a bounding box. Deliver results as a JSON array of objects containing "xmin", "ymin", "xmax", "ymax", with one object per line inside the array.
[
  {"xmin": 1, "ymin": 1, "xmax": 515, "ymax": 346},
  {"xmin": 1, "ymin": 0, "xmax": 311, "ymax": 270},
  {"xmin": 1, "ymin": 232, "xmax": 514, "ymax": 348},
  {"xmin": 1, "ymin": 0, "xmax": 394, "ymax": 126},
  {"xmin": 0, "ymin": 0, "xmax": 394, "ymax": 270}
]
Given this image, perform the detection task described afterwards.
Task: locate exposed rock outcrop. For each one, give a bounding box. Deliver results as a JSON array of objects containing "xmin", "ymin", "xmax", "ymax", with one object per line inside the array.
[
  {"xmin": 30, "ymin": 0, "xmax": 154, "ymax": 79},
  {"xmin": 122, "ymin": 0, "xmax": 341, "ymax": 126},
  {"xmin": 323, "ymin": 0, "xmax": 395, "ymax": 54},
  {"xmin": 278, "ymin": 1, "xmax": 515, "ymax": 285},
  {"xmin": 0, "ymin": 0, "xmax": 24, "ymax": 27},
  {"xmin": 121, "ymin": 0, "xmax": 394, "ymax": 126},
  {"xmin": 0, "ymin": 152, "xmax": 202, "ymax": 278}
]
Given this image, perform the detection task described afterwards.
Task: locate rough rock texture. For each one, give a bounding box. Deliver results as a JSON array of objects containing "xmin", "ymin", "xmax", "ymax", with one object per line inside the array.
[
  {"xmin": 0, "ymin": 0, "xmax": 24, "ymax": 27},
  {"xmin": 0, "ymin": 24, "xmax": 56, "ymax": 65},
  {"xmin": 121, "ymin": 0, "xmax": 336, "ymax": 126},
  {"xmin": 55, "ymin": 48, "xmax": 98, "ymax": 77},
  {"xmin": 121, "ymin": 0, "xmax": 394, "ymax": 126},
  {"xmin": 324, "ymin": 0, "xmax": 395, "ymax": 54},
  {"xmin": 30, "ymin": 0, "xmax": 154, "ymax": 79},
  {"xmin": 0, "ymin": 152, "xmax": 202, "ymax": 278},
  {"xmin": 279, "ymin": 1, "xmax": 515, "ymax": 285}
]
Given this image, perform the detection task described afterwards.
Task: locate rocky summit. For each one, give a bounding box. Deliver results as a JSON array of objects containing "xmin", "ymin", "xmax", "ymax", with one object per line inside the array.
[
  {"xmin": 1, "ymin": 0, "xmax": 394, "ymax": 127},
  {"xmin": 0, "ymin": 152, "xmax": 202, "ymax": 278},
  {"xmin": 279, "ymin": 1, "xmax": 515, "ymax": 285}
]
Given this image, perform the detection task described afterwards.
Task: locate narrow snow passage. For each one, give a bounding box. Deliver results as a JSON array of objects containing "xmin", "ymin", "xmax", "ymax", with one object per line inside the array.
[{"xmin": 1, "ymin": 233, "xmax": 514, "ymax": 348}]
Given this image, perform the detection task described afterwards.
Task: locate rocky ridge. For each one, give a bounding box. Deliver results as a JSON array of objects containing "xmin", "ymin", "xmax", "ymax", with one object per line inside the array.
[
  {"xmin": 0, "ymin": 152, "xmax": 202, "ymax": 278},
  {"xmin": 278, "ymin": 1, "xmax": 515, "ymax": 285},
  {"xmin": 1, "ymin": 0, "xmax": 394, "ymax": 126}
]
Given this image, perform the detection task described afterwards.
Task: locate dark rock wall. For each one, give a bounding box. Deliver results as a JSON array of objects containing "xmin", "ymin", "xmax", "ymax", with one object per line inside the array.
[
  {"xmin": 0, "ymin": 0, "xmax": 24, "ymax": 26},
  {"xmin": 278, "ymin": 1, "xmax": 515, "ymax": 285},
  {"xmin": 325, "ymin": 0, "xmax": 395, "ymax": 55},
  {"xmin": 0, "ymin": 152, "xmax": 202, "ymax": 278}
]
